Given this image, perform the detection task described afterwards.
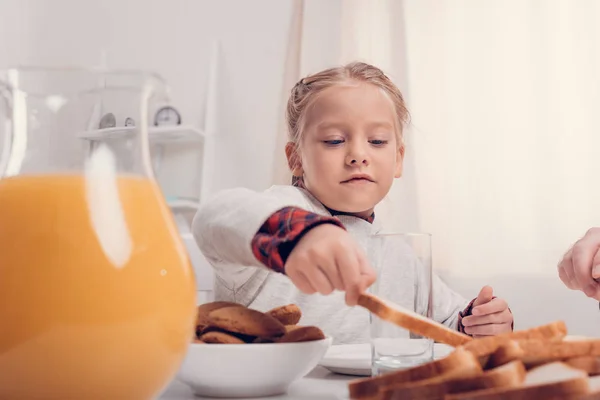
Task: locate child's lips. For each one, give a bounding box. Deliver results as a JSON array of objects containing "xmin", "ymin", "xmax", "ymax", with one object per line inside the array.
[{"xmin": 341, "ymin": 177, "xmax": 374, "ymax": 185}]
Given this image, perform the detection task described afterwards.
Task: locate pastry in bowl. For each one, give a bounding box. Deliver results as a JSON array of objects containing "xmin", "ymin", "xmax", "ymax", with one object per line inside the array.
[{"xmin": 176, "ymin": 302, "xmax": 332, "ymax": 398}]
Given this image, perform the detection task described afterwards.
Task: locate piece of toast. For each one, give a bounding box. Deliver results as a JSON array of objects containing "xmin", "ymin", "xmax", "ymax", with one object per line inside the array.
[
  {"xmin": 483, "ymin": 340, "xmax": 524, "ymax": 369},
  {"xmin": 380, "ymin": 360, "xmax": 524, "ymax": 400},
  {"xmin": 487, "ymin": 339, "xmax": 600, "ymax": 369},
  {"xmin": 380, "ymin": 364, "xmax": 483, "ymax": 400},
  {"xmin": 444, "ymin": 361, "xmax": 590, "ymax": 400},
  {"xmin": 346, "ymin": 319, "xmax": 600, "ymax": 400},
  {"xmin": 572, "ymin": 376, "xmax": 600, "ymax": 399},
  {"xmin": 357, "ymin": 293, "xmax": 472, "ymax": 347},
  {"xmin": 460, "ymin": 320, "xmax": 567, "ymax": 365},
  {"xmin": 566, "ymin": 356, "xmax": 600, "ymax": 376},
  {"xmin": 347, "ymin": 321, "xmax": 569, "ymax": 398},
  {"xmin": 348, "ymin": 347, "xmax": 479, "ymax": 399}
]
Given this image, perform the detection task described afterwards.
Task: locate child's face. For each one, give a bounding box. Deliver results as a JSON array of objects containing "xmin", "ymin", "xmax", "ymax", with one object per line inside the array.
[{"xmin": 291, "ymin": 83, "xmax": 404, "ymax": 217}]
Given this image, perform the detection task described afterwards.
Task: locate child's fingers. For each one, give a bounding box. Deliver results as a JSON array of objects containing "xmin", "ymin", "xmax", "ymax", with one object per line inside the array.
[
  {"xmin": 287, "ymin": 268, "xmax": 316, "ymax": 295},
  {"xmin": 572, "ymin": 234, "xmax": 600, "ymax": 296},
  {"xmin": 558, "ymin": 248, "xmax": 578, "ymax": 287},
  {"xmin": 592, "ymin": 248, "xmax": 600, "ymax": 280},
  {"xmin": 461, "ymin": 308, "xmax": 512, "ymax": 327},
  {"xmin": 306, "ymin": 266, "xmax": 334, "ymax": 295},
  {"xmin": 471, "ymin": 297, "xmax": 508, "ymax": 316},
  {"xmin": 558, "ymin": 250, "xmax": 578, "ymax": 290},
  {"xmin": 464, "ymin": 322, "xmax": 512, "ymax": 336},
  {"xmin": 343, "ymin": 250, "xmax": 376, "ymax": 306},
  {"xmin": 330, "ymin": 249, "xmax": 354, "ymax": 291},
  {"xmin": 344, "ymin": 280, "xmax": 362, "ymax": 307},
  {"xmin": 473, "ymin": 285, "xmax": 494, "ymax": 307},
  {"xmin": 357, "ymin": 251, "xmax": 376, "ymax": 291},
  {"xmin": 339, "ymin": 255, "xmax": 361, "ymax": 307}
]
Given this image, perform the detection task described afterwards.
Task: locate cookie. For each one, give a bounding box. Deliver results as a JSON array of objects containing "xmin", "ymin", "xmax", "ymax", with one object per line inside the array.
[
  {"xmin": 285, "ymin": 324, "xmax": 300, "ymax": 333},
  {"xmin": 253, "ymin": 337, "xmax": 276, "ymax": 344},
  {"xmin": 277, "ymin": 325, "xmax": 325, "ymax": 343},
  {"xmin": 196, "ymin": 301, "xmax": 243, "ymax": 333},
  {"xmin": 266, "ymin": 304, "xmax": 302, "ymax": 326},
  {"xmin": 199, "ymin": 330, "xmax": 246, "ymax": 344},
  {"xmin": 208, "ymin": 306, "xmax": 286, "ymax": 338},
  {"xmin": 198, "ymin": 325, "xmax": 256, "ymax": 343}
]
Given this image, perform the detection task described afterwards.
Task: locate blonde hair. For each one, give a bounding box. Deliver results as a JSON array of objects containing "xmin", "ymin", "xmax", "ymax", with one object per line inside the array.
[{"xmin": 286, "ymin": 61, "xmax": 409, "ymax": 148}]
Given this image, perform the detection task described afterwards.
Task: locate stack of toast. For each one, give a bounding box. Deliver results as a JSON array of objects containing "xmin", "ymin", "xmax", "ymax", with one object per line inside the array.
[
  {"xmin": 348, "ymin": 320, "xmax": 600, "ymax": 399},
  {"xmin": 194, "ymin": 301, "xmax": 325, "ymax": 344}
]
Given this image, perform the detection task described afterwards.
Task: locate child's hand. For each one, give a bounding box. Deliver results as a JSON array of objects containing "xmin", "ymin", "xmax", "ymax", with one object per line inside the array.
[
  {"xmin": 461, "ymin": 285, "xmax": 513, "ymax": 338},
  {"xmin": 558, "ymin": 228, "xmax": 600, "ymax": 300},
  {"xmin": 285, "ymin": 224, "xmax": 376, "ymax": 306}
]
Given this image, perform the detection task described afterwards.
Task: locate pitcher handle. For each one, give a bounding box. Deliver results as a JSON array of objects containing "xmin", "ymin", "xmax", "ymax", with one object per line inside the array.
[{"xmin": 0, "ymin": 79, "xmax": 13, "ymax": 179}]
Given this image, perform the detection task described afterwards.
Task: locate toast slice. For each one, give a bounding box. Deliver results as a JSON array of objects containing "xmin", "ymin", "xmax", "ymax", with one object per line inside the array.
[
  {"xmin": 566, "ymin": 356, "xmax": 600, "ymax": 376},
  {"xmin": 444, "ymin": 361, "xmax": 590, "ymax": 400},
  {"xmin": 380, "ymin": 360, "xmax": 524, "ymax": 400},
  {"xmin": 571, "ymin": 392, "xmax": 600, "ymax": 400},
  {"xmin": 459, "ymin": 320, "xmax": 567, "ymax": 365},
  {"xmin": 348, "ymin": 320, "xmax": 569, "ymax": 399},
  {"xmin": 484, "ymin": 340, "xmax": 524, "ymax": 369},
  {"xmin": 561, "ymin": 392, "xmax": 600, "ymax": 400},
  {"xmin": 487, "ymin": 339, "xmax": 600, "ymax": 369},
  {"xmin": 559, "ymin": 376, "xmax": 600, "ymax": 399},
  {"xmin": 348, "ymin": 347, "xmax": 478, "ymax": 399},
  {"xmin": 357, "ymin": 293, "xmax": 472, "ymax": 347},
  {"xmin": 573, "ymin": 376, "xmax": 600, "ymax": 399}
]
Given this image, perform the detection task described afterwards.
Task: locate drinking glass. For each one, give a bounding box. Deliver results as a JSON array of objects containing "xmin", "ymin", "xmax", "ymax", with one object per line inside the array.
[{"xmin": 369, "ymin": 233, "xmax": 434, "ymax": 375}]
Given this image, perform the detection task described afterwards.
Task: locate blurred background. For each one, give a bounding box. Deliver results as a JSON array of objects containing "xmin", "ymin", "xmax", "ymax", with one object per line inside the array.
[{"xmin": 2, "ymin": 0, "xmax": 599, "ymax": 334}]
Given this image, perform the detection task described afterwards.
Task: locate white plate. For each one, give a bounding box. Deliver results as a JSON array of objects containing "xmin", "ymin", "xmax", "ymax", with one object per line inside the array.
[{"xmin": 319, "ymin": 343, "xmax": 454, "ymax": 377}]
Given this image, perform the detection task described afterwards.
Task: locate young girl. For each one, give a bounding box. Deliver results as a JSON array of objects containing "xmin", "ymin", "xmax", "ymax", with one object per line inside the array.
[{"xmin": 192, "ymin": 62, "xmax": 513, "ymax": 344}]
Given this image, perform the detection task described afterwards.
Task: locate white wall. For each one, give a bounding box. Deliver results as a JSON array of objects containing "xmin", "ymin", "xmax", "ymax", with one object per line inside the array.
[{"xmin": 0, "ymin": 0, "xmax": 295, "ymax": 199}]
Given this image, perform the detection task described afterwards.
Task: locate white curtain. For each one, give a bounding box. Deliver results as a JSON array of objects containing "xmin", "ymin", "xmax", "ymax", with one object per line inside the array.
[
  {"xmin": 402, "ymin": 0, "xmax": 600, "ymax": 276},
  {"xmin": 271, "ymin": 0, "xmax": 305, "ymax": 186}
]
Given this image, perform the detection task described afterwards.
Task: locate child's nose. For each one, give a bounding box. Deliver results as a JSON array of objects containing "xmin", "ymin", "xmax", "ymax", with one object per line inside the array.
[{"xmin": 345, "ymin": 149, "xmax": 369, "ymax": 166}]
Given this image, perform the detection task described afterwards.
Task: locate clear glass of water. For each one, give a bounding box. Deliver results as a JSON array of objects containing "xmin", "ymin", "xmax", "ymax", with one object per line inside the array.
[{"xmin": 369, "ymin": 233, "xmax": 434, "ymax": 376}]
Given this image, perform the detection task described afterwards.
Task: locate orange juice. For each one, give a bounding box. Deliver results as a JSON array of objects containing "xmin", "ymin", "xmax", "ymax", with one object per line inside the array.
[{"xmin": 0, "ymin": 174, "xmax": 197, "ymax": 399}]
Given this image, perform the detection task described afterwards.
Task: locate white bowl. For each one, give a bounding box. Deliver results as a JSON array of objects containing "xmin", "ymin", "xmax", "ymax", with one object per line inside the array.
[{"xmin": 176, "ymin": 337, "xmax": 333, "ymax": 398}]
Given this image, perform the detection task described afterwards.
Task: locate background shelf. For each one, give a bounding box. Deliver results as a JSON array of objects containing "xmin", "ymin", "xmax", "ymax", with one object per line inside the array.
[{"xmin": 78, "ymin": 125, "xmax": 205, "ymax": 144}]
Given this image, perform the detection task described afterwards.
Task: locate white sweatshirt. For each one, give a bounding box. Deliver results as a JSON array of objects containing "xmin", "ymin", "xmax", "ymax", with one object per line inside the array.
[{"xmin": 192, "ymin": 185, "xmax": 470, "ymax": 344}]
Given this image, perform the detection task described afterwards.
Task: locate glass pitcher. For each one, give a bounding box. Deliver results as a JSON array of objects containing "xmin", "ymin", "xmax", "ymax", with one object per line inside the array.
[{"xmin": 0, "ymin": 67, "xmax": 197, "ymax": 399}]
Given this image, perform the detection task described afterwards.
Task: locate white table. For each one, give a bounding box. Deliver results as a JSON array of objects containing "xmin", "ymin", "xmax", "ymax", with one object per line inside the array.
[
  {"xmin": 159, "ymin": 366, "xmax": 354, "ymax": 400},
  {"xmin": 160, "ymin": 344, "xmax": 455, "ymax": 399}
]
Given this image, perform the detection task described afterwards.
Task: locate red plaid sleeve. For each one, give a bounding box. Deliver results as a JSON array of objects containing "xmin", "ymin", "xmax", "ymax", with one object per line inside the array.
[
  {"xmin": 251, "ymin": 206, "xmax": 345, "ymax": 273},
  {"xmin": 457, "ymin": 297, "xmax": 514, "ymax": 334}
]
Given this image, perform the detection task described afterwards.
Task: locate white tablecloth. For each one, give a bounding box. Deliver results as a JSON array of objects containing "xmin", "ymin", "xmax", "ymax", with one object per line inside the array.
[{"xmin": 159, "ymin": 366, "xmax": 354, "ymax": 400}]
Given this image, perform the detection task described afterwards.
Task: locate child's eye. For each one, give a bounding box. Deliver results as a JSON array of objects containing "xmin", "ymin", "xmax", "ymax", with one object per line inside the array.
[
  {"xmin": 323, "ymin": 139, "xmax": 344, "ymax": 146},
  {"xmin": 370, "ymin": 140, "xmax": 388, "ymax": 146}
]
